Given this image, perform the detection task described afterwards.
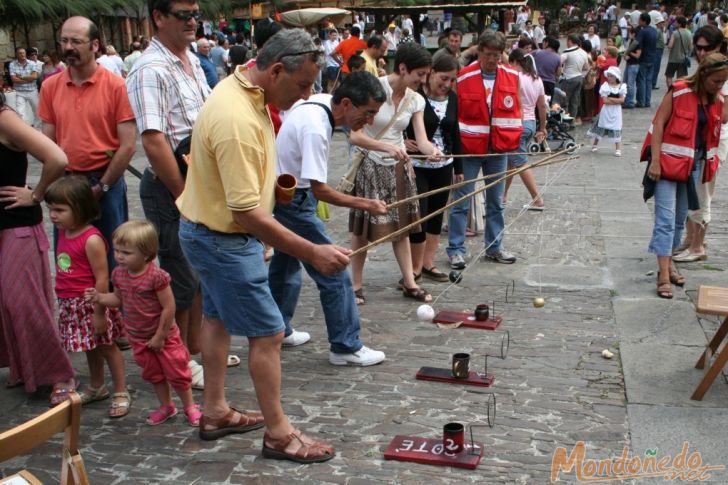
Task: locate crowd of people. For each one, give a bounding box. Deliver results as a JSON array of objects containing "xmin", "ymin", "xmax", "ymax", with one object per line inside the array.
[{"xmin": 2, "ymin": 0, "xmax": 728, "ymax": 467}]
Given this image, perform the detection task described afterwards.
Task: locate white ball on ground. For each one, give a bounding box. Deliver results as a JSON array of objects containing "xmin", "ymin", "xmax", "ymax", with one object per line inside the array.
[{"xmin": 417, "ymin": 304, "xmax": 435, "ymax": 322}]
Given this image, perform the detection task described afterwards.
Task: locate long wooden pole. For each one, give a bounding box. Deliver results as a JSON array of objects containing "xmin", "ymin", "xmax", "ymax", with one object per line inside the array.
[
  {"xmin": 350, "ymin": 152, "xmax": 578, "ymax": 258},
  {"xmin": 387, "ymin": 147, "xmax": 575, "ymax": 210}
]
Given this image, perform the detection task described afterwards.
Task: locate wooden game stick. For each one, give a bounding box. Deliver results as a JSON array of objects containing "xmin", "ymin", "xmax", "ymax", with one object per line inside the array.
[
  {"xmin": 386, "ymin": 147, "xmax": 575, "ymax": 211},
  {"xmin": 349, "ymin": 152, "xmax": 577, "ymax": 258}
]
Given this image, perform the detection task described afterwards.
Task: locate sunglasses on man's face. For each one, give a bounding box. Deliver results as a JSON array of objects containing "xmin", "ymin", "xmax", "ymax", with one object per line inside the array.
[{"xmin": 168, "ymin": 9, "xmax": 202, "ymax": 22}]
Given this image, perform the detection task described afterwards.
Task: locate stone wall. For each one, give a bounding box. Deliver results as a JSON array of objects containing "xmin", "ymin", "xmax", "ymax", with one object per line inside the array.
[{"xmin": 1, "ymin": 22, "xmax": 59, "ymax": 67}]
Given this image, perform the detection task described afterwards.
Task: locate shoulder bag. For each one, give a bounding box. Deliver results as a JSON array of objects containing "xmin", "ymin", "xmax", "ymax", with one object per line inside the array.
[{"xmin": 336, "ymin": 88, "xmax": 415, "ymax": 194}]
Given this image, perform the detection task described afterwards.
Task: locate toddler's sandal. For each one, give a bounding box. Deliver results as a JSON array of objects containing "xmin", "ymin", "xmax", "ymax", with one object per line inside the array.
[
  {"xmin": 146, "ymin": 404, "xmax": 178, "ymax": 426},
  {"xmin": 80, "ymin": 385, "xmax": 110, "ymax": 405},
  {"xmin": 184, "ymin": 404, "xmax": 203, "ymax": 427},
  {"xmin": 109, "ymin": 391, "xmax": 131, "ymax": 418}
]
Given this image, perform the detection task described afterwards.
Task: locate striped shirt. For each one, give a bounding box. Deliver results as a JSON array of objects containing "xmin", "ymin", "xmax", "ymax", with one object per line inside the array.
[
  {"xmin": 125, "ymin": 37, "xmax": 210, "ymax": 153},
  {"xmin": 112, "ymin": 263, "xmax": 172, "ymax": 340},
  {"xmin": 9, "ymin": 60, "xmax": 39, "ymax": 93}
]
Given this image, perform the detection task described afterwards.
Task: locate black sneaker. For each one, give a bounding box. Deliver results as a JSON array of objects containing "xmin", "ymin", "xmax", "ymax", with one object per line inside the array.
[{"xmin": 484, "ymin": 250, "xmax": 516, "ymax": 264}]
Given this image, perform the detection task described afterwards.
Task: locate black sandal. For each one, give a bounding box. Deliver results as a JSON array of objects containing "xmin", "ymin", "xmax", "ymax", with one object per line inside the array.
[
  {"xmin": 402, "ymin": 286, "xmax": 432, "ymax": 302},
  {"xmin": 422, "ymin": 266, "xmax": 449, "ymax": 282},
  {"xmin": 354, "ymin": 288, "xmax": 365, "ymax": 306}
]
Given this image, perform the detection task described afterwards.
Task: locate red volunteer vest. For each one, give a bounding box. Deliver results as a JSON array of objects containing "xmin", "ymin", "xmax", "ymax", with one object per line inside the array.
[
  {"xmin": 457, "ymin": 62, "xmax": 523, "ymax": 154},
  {"xmin": 640, "ymin": 80, "xmax": 723, "ymax": 183}
]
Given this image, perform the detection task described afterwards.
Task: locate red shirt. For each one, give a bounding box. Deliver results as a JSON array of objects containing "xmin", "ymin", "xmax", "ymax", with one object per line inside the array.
[
  {"xmin": 38, "ymin": 65, "xmax": 136, "ymax": 172},
  {"xmin": 334, "ymin": 36, "xmax": 367, "ymax": 74},
  {"xmin": 55, "ymin": 226, "xmax": 106, "ymax": 298},
  {"xmin": 112, "ymin": 263, "xmax": 173, "ymax": 340}
]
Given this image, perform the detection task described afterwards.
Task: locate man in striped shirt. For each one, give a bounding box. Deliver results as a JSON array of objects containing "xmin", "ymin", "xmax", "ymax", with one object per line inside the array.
[
  {"xmin": 9, "ymin": 47, "xmax": 40, "ymax": 126},
  {"xmin": 126, "ymin": 0, "xmax": 211, "ymax": 390}
]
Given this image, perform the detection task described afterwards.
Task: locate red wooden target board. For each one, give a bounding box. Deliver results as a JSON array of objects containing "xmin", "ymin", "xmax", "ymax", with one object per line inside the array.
[
  {"xmin": 416, "ymin": 366, "xmax": 495, "ymax": 387},
  {"xmin": 433, "ymin": 310, "xmax": 502, "ymax": 330},
  {"xmin": 384, "ymin": 435, "xmax": 483, "ymax": 469}
]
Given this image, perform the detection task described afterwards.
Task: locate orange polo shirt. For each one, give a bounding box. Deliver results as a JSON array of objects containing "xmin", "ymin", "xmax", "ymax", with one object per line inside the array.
[
  {"xmin": 38, "ymin": 65, "xmax": 136, "ymax": 172},
  {"xmin": 334, "ymin": 36, "xmax": 367, "ymax": 74}
]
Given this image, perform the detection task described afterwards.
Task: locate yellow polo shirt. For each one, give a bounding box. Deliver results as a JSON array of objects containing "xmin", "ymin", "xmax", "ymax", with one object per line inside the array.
[
  {"xmin": 177, "ymin": 67, "xmax": 276, "ymax": 234},
  {"xmin": 362, "ymin": 51, "xmax": 379, "ymax": 77}
]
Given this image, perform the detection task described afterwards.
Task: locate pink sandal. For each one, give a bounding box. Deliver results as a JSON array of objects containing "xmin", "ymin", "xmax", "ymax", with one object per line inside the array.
[
  {"xmin": 184, "ymin": 404, "xmax": 203, "ymax": 427},
  {"xmin": 146, "ymin": 404, "xmax": 178, "ymax": 426}
]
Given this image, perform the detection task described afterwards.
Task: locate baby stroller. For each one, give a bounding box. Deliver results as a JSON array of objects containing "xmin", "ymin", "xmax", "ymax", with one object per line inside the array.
[{"xmin": 528, "ymin": 104, "xmax": 577, "ymax": 154}]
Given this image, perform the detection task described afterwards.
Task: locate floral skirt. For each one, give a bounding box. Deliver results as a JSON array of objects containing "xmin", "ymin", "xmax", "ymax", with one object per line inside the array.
[
  {"xmin": 58, "ymin": 297, "xmax": 124, "ymax": 352},
  {"xmin": 348, "ymin": 156, "xmax": 421, "ymax": 242}
]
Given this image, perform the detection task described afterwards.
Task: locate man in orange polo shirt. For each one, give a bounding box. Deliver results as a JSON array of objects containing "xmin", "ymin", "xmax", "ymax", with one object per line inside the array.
[
  {"xmin": 39, "ymin": 16, "xmax": 137, "ymax": 275},
  {"xmin": 333, "ymin": 25, "xmax": 367, "ymax": 76}
]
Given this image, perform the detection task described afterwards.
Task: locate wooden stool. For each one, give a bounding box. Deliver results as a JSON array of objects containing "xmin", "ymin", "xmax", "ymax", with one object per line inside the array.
[{"xmin": 692, "ymin": 286, "xmax": 728, "ymax": 400}]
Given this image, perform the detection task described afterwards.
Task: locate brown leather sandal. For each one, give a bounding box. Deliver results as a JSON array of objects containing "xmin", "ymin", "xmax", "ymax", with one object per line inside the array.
[
  {"xmin": 656, "ymin": 273, "xmax": 673, "ymax": 300},
  {"xmin": 198, "ymin": 407, "xmax": 265, "ymax": 441},
  {"xmin": 262, "ymin": 429, "xmax": 335, "ymax": 464},
  {"xmin": 402, "ymin": 286, "xmax": 432, "ymax": 302}
]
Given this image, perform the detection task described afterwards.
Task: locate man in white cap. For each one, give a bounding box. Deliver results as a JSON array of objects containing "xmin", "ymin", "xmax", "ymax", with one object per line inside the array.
[
  {"xmin": 620, "ymin": 12, "xmax": 630, "ymax": 39},
  {"xmin": 650, "ymin": 11, "xmax": 666, "ymax": 90}
]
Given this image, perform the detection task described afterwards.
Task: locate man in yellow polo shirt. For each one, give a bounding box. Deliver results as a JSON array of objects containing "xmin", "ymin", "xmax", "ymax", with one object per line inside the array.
[
  {"xmin": 177, "ymin": 29, "xmax": 349, "ymax": 463},
  {"xmin": 361, "ymin": 36, "xmax": 388, "ymax": 77}
]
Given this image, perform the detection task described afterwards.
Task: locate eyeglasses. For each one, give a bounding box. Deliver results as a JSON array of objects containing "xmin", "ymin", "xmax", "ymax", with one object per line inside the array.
[
  {"xmin": 60, "ymin": 38, "xmax": 91, "ymax": 47},
  {"xmin": 168, "ymin": 9, "xmax": 202, "ymax": 22},
  {"xmin": 708, "ymin": 59, "xmax": 728, "ymax": 68}
]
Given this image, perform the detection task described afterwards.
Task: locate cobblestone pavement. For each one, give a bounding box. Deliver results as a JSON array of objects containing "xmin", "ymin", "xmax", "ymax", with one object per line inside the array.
[{"xmin": 3, "ymin": 61, "xmax": 728, "ymax": 484}]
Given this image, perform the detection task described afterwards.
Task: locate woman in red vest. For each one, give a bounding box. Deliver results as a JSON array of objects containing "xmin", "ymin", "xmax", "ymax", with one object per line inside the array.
[{"xmin": 643, "ymin": 53, "xmax": 728, "ymax": 298}]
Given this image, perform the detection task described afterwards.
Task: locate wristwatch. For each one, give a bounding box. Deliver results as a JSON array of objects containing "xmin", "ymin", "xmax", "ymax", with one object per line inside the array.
[{"xmin": 99, "ymin": 182, "xmax": 111, "ymax": 193}]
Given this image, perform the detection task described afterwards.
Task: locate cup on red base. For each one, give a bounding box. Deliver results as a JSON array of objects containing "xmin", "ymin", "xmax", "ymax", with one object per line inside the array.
[{"xmin": 443, "ymin": 422, "xmax": 465, "ymax": 453}]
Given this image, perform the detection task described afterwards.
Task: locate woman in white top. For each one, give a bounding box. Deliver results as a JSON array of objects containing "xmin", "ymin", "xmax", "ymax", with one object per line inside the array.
[
  {"xmin": 504, "ymin": 49, "xmax": 548, "ymax": 209},
  {"xmin": 583, "ymin": 25, "xmax": 601, "ymax": 53},
  {"xmin": 349, "ymin": 43, "xmax": 442, "ymax": 304}
]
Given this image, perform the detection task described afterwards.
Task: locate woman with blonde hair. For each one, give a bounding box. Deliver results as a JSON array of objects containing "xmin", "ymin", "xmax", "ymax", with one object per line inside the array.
[{"xmin": 642, "ymin": 53, "xmax": 728, "ymax": 298}]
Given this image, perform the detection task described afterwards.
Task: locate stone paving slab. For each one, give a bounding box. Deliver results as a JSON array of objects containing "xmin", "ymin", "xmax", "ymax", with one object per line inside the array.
[
  {"xmin": 628, "ymin": 404, "xmax": 728, "ymax": 483},
  {"xmin": 620, "ymin": 342, "xmax": 728, "ymax": 407}
]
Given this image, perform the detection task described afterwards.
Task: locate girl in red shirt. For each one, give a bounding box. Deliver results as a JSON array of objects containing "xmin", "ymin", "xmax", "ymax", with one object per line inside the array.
[{"xmin": 45, "ymin": 176, "xmax": 129, "ymax": 417}]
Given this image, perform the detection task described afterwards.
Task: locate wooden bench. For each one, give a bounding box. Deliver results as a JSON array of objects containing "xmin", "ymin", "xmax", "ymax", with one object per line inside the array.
[{"xmin": 692, "ymin": 286, "xmax": 728, "ymax": 400}]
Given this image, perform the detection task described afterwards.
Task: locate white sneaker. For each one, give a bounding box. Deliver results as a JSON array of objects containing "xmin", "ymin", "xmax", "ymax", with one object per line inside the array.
[
  {"xmin": 282, "ymin": 329, "xmax": 311, "ymax": 347},
  {"xmin": 189, "ymin": 360, "xmax": 204, "ymax": 390},
  {"xmin": 591, "ymin": 146, "xmax": 598, "ymax": 152},
  {"xmin": 329, "ymin": 345, "xmax": 385, "ymax": 366}
]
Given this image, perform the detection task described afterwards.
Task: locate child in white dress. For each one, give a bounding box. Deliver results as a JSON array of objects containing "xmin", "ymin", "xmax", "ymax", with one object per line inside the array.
[{"xmin": 588, "ymin": 66, "xmax": 627, "ymax": 156}]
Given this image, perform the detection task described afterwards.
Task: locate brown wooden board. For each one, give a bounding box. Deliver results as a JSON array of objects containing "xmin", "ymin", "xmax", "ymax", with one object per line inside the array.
[
  {"xmin": 416, "ymin": 366, "xmax": 495, "ymax": 387},
  {"xmin": 432, "ymin": 310, "xmax": 502, "ymax": 330},
  {"xmin": 384, "ymin": 435, "xmax": 483, "ymax": 469}
]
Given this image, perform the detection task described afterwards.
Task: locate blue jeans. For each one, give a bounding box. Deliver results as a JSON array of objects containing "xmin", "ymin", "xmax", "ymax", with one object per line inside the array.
[
  {"xmin": 648, "ymin": 160, "xmax": 702, "ymax": 257},
  {"xmin": 53, "ymin": 174, "xmax": 128, "ymax": 278},
  {"xmin": 178, "ymin": 219, "xmax": 285, "ymax": 338},
  {"xmin": 268, "ymin": 190, "xmax": 362, "ymax": 354},
  {"xmin": 651, "ymin": 49, "xmax": 664, "ymax": 89},
  {"xmin": 140, "ymin": 169, "xmax": 199, "ymax": 310},
  {"xmin": 509, "ymin": 120, "xmax": 536, "ymax": 167},
  {"xmin": 637, "ymin": 62, "xmax": 654, "ymax": 107},
  {"xmin": 446, "ymin": 154, "xmax": 507, "ymax": 257},
  {"xmin": 624, "ymin": 64, "xmax": 639, "ymax": 107}
]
